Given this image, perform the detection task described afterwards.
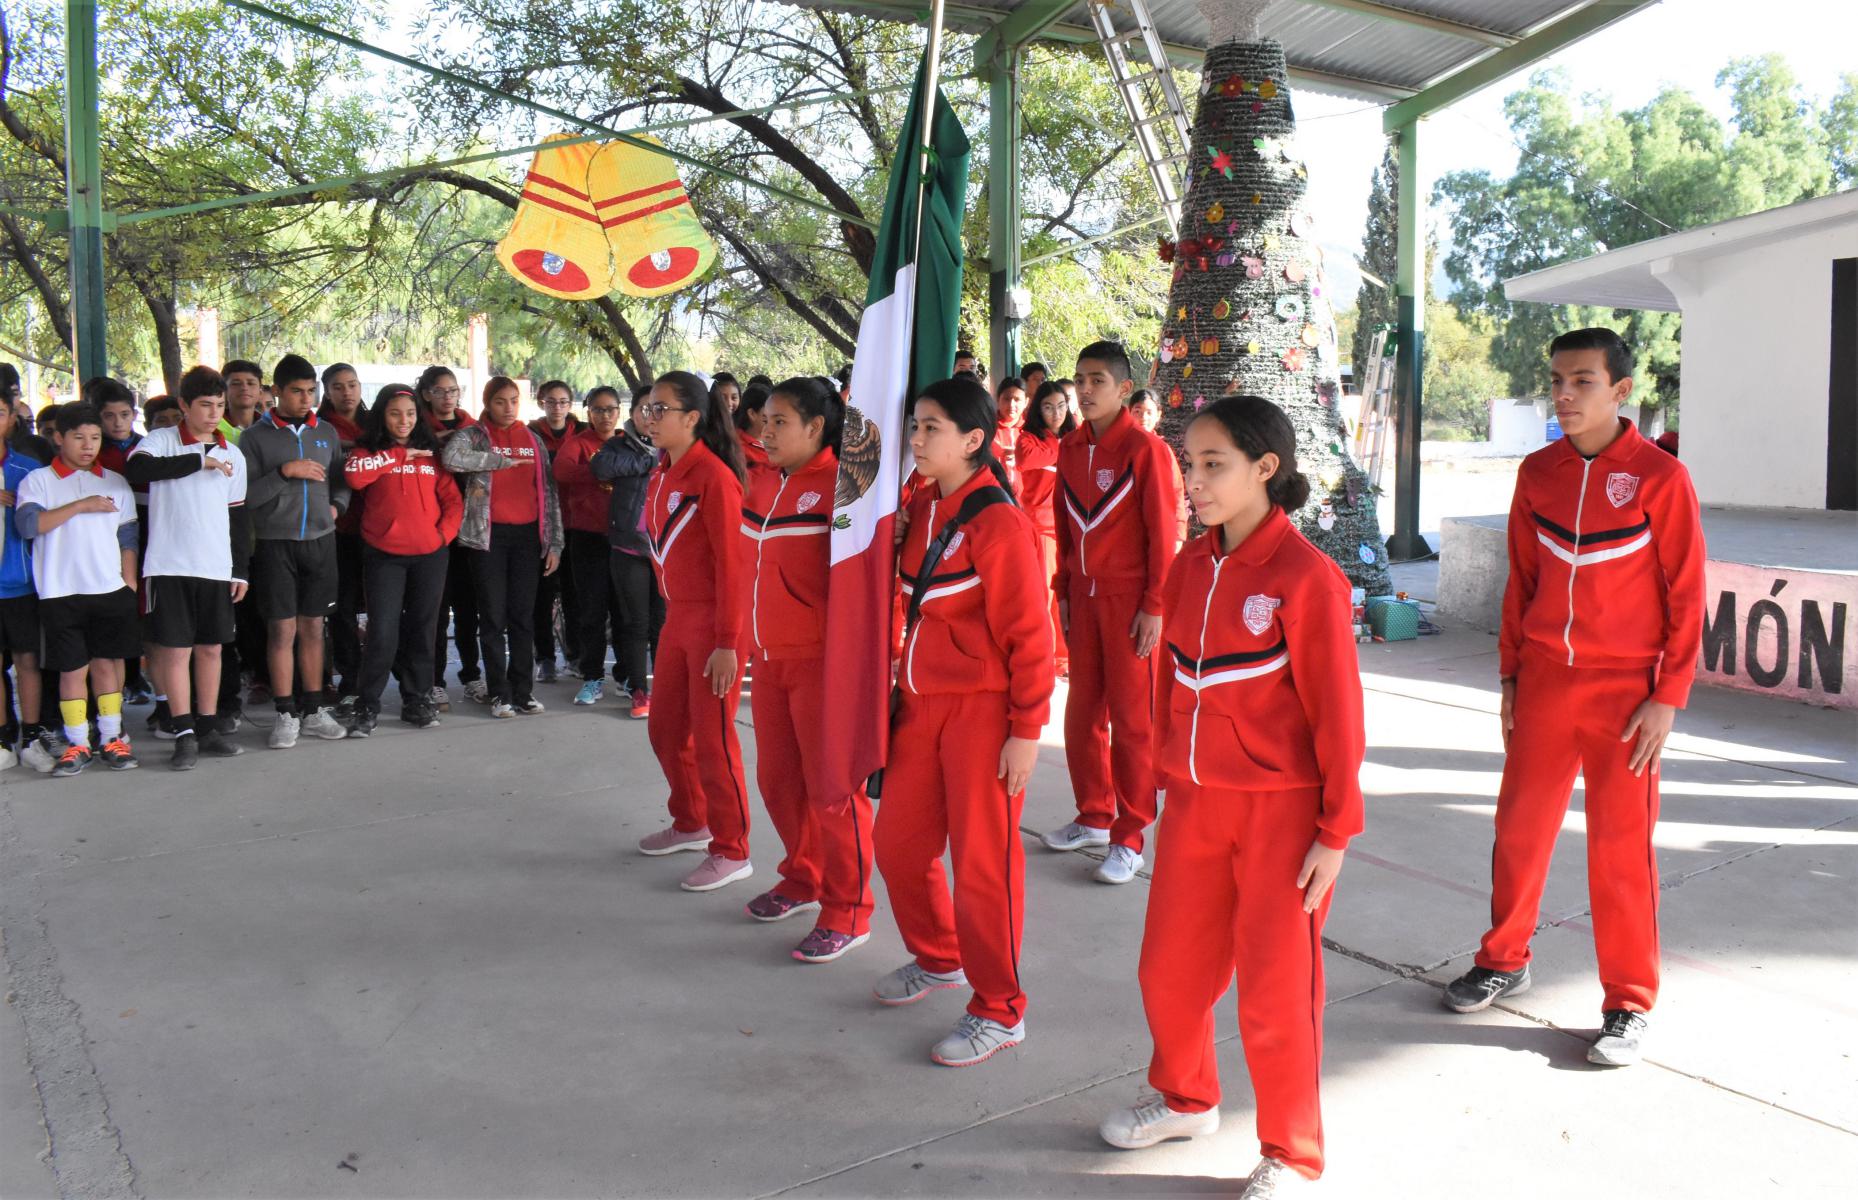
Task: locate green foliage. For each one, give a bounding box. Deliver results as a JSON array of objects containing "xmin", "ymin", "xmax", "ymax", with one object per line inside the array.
[
  {"xmin": 1352, "ymin": 137, "xmax": 1398, "ymax": 377},
  {"xmin": 1421, "ymin": 301, "xmax": 1506, "ymax": 440}
]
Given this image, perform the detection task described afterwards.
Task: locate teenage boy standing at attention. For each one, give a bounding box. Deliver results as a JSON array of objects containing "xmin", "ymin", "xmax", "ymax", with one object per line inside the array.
[
  {"xmin": 1442, "ymin": 328, "xmax": 1704, "ymax": 1069},
  {"xmin": 240, "ymin": 354, "xmax": 349, "ymax": 747},
  {"xmin": 1041, "ymin": 341, "xmax": 1177, "ymax": 885}
]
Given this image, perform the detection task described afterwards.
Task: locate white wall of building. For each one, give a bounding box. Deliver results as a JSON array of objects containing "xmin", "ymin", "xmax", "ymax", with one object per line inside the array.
[{"xmin": 1659, "ymin": 224, "xmax": 1858, "ymax": 509}]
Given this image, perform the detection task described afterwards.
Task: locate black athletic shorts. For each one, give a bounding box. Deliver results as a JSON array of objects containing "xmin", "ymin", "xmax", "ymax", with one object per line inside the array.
[
  {"xmin": 142, "ymin": 575, "xmax": 236, "ymax": 648},
  {"xmin": 252, "ymin": 535, "xmax": 337, "ymax": 621},
  {"xmin": 0, "ymin": 593, "xmax": 40, "ymax": 657},
  {"xmin": 39, "ymin": 587, "xmax": 141, "ymax": 672}
]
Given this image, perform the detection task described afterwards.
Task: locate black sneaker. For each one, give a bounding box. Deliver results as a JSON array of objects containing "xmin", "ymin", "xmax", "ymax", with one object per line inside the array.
[
  {"xmin": 347, "ymin": 709, "xmax": 378, "ymax": 739},
  {"xmin": 215, "ymin": 710, "xmax": 242, "ymax": 735},
  {"xmin": 171, "ymin": 732, "xmax": 199, "ymax": 771},
  {"xmin": 406, "ymin": 704, "xmax": 441, "ymax": 729},
  {"xmin": 147, "ymin": 701, "xmax": 177, "ymax": 739},
  {"xmin": 198, "ymin": 727, "xmax": 243, "ymax": 758},
  {"xmin": 1588, "ymin": 1009, "xmax": 1648, "ymax": 1067},
  {"xmin": 1442, "ymin": 965, "xmax": 1532, "ymax": 1013},
  {"xmin": 537, "ymin": 660, "xmax": 558, "ymax": 684},
  {"xmin": 333, "ymin": 695, "xmax": 358, "ymax": 722}
]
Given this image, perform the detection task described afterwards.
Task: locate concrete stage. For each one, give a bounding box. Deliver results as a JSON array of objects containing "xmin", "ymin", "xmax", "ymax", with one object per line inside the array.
[{"xmin": 3, "ymin": 621, "xmax": 1855, "ymax": 1198}]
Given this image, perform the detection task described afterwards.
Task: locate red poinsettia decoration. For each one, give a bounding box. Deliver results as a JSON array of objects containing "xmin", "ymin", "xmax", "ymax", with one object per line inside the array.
[
  {"xmin": 1156, "ymin": 237, "xmax": 1177, "ymax": 264},
  {"xmin": 1220, "ymin": 75, "xmax": 1246, "ymax": 98},
  {"xmin": 1208, "ymin": 147, "xmax": 1234, "ymax": 178}
]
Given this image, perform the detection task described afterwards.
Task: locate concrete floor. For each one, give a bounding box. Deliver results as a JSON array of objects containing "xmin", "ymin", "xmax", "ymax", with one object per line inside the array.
[{"xmin": 2, "ymin": 622, "xmax": 1854, "ymax": 1199}]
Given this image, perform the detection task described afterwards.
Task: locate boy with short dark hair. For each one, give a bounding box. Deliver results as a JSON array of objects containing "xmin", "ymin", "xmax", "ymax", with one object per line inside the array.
[
  {"xmin": 125, "ymin": 366, "xmax": 250, "ymax": 769},
  {"xmin": 219, "ymin": 360, "xmax": 264, "ymax": 443},
  {"xmin": 1442, "ymin": 327, "xmax": 1705, "ymax": 1069},
  {"xmin": 1041, "ymin": 340, "xmax": 1178, "ymax": 884},
  {"xmin": 92, "ymin": 378, "xmax": 154, "ymax": 705},
  {"xmin": 240, "ymin": 354, "xmax": 350, "ymax": 747},
  {"xmin": 14, "ymin": 403, "xmax": 142, "ymax": 776}
]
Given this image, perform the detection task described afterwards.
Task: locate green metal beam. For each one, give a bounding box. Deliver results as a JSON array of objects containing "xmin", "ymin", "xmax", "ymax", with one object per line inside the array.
[
  {"xmin": 1382, "ymin": 0, "xmax": 1658, "ymax": 132},
  {"xmin": 1387, "ymin": 121, "xmax": 1427, "ymax": 561},
  {"xmin": 1020, "ymin": 215, "xmax": 1169, "ymax": 269},
  {"xmin": 222, "ymin": 0, "xmax": 879, "ymax": 231},
  {"xmin": 64, "ymin": 0, "xmax": 106, "ymax": 380},
  {"xmin": 986, "ymin": 54, "xmax": 1022, "ymax": 377},
  {"xmin": 973, "ymin": 0, "xmax": 1073, "ymax": 81}
]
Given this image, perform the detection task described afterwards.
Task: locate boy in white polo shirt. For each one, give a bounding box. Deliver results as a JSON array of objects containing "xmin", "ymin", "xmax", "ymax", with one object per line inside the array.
[
  {"xmin": 124, "ymin": 366, "xmax": 251, "ymax": 770},
  {"xmin": 14, "ymin": 402, "xmax": 141, "ymax": 776}
]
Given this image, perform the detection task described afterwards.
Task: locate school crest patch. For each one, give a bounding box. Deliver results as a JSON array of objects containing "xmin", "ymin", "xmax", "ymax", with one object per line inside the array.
[
  {"xmin": 1605, "ymin": 472, "xmax": 1639, "ymax": 508},
  {"xmin": 796, "ymin": 490, "xmax": 821, "ymax": 513},
  {"xmin": 668, "ymin": 490, "xmax": 683, "ymax": 510},
  {"xmin": 1242, "ymin": 594, "xmax": 1282, "ymax": 635},
  {"xmin": 1095, "ymin": 468, "xmax": 1115, "ymax": 492},
  {"xmin": 941, "ymin": 531, "xmax": 965, "ymax": 561}
]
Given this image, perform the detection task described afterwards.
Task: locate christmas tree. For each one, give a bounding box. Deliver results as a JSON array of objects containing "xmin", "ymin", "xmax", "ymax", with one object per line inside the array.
[{"xmin": 1150, "ymin": 6, "xmax": 1393, "ymax": 595}]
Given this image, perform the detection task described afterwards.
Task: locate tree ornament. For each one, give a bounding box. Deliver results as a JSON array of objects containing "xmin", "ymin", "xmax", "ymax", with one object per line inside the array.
[
  {"xmin": 1201, "ymin": 337, "xmax": 1220, "ymax": 356},
  {"xmin": 1284, "ymin": 259, "xmax": 1306, "ymax": 283},
  {"xmin": 1275, "ymin": 295, "xmax": 1304, "ymax": 321},
  {"xmin": 1281, "ymin": 346, "xmax": 1306, "ymax": 371},
  {"xmin": 1169, "ymin": 385, "xmax": 1184, "ymax": 407},
  {"xmin": 1301, "ymin": 323, "xmax": 1320, "ymax": 347},
  {"xmin": 1206, "ymin": 200, "xmax": 1226, "ymax": 224},
  {"xmin": 1157, "ymin": 237, "xmax": 1178, "ymax": 264},
  {"xmin": 1221, "ymin": 75, "xmax": 1246, "ymax": 98},
  {"xmin": 1209, "ymin": 148, "xmax": 1235, "ymax": 178},
  {"xmin": 1318, "ymin": 498, "xmax": 1336, "ymax": 531},
  {"xmin": 1242, "ymin": 255, "xmax": 1265, "ymax": 279}
]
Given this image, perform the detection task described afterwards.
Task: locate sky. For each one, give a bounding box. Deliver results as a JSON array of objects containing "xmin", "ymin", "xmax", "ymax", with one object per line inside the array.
[{"xmin": 1289, "ymin": 0, "xmax": 1858, "ymax": 305}]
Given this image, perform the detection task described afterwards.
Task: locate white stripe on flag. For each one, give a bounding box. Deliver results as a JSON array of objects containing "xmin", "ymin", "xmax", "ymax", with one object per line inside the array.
[{"xmin": 831, "ymin": 262, "xmax": 918, "ymax": 567}]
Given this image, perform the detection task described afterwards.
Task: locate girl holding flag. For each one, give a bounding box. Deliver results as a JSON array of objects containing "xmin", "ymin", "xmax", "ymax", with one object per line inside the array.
[
  {"xmin": 635, "ymin": 371, "xmax": 755, "ymax": 895},
  {"xmin": 871, "ymin": 376, "xmax": 1053, "ymax": 1068},
  {"xmin": 739, "ymin": 376, "xmax": 875, "ymax": 963}
]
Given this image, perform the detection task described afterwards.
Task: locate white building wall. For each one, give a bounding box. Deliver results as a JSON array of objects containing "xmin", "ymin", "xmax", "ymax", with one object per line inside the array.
[{"xmin": 1663, "ymin": 224, "xmax": 1858, "ymax": 509}]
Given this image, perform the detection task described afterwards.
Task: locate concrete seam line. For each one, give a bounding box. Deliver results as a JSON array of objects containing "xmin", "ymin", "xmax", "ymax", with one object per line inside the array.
[{"xmin": 0, "ymin": 801, "xmax": 141, "ymax": 1199}]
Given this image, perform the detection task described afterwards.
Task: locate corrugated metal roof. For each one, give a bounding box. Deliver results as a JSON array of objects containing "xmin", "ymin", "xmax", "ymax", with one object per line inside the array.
[{"xmin": 787, "ymin": 1, "xmax": 1658, "ymax": 103}]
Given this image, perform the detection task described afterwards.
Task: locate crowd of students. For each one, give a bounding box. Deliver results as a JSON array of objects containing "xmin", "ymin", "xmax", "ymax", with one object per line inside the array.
[{"xmin": 0, "ymin": 324, "xmax": 1702, "ymax": 1197}]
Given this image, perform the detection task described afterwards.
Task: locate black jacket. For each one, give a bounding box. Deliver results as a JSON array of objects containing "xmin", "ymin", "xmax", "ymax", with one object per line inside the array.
[{"xmin": 589, "ymin": 421, "xmax": 659, "ymax": 556}]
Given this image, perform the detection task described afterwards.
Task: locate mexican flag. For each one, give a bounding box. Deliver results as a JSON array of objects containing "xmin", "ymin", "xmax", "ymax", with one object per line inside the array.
[{"xmin": 819, "ymin": 52, "xmax": 971, "ymax": 801}]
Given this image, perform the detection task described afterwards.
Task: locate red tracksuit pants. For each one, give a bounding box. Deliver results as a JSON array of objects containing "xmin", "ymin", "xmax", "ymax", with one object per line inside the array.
[
  {"xmin": 1477, "ymin": 651, "xmax": 1662, "ymax": 1013},
  {"xmin": 752, "ymin": 656, "xmax": 876, "ymax": 936},
  {"xmin": 874, "ymin": 691, "xmax": 1027, "ymax": 1027},
  {"xmin": 647, "ymin": 611, "xmax": 751, "ymax": 861},
  {"xmin": 1140, "ymin": 782, "xmax": 1331, "ymax": 1180},
  {"xmin": 1039, "ymin": 532, "xmax": 1068, "ymax": 667},
  {"xmin": 1064, "ymin": 587, "xmax": 1161, "ymax": 851}
]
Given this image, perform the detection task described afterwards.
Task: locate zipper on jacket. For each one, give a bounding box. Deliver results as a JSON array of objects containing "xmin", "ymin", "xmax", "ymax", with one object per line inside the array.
[
  {"xmin": 903, "ymin": 497, "xmax": 937, "ymax": 694},
  {"xmin": 294, "ymin": 423, "xmax": 309, "ymax": 540},
  {"xmin": 1563, "ymin": 458, "xmax": 1592, "ymax": 666},
  {"xmin": 1187, "ymin": 553, "xmax": 1226, "ymax": 786},
  {"xmin": 1082, "ymin": 444, "xmax": 1095, "ymax": 596},
  {"xmin": 752, "ymin": 474, "xmax": 792, "ymax": 651}
]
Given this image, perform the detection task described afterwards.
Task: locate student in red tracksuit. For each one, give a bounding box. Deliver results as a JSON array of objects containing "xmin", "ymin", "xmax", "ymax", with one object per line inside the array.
[
  {"xmin": 992, "ymin": 375, "xmax": 1028, "ymax": 493},
  {"xmin": 634, "ymin": 370, "xmax": 755, "ymax": 894},
  {"xmin": 342, "ymin": 385, "xmax": 463, "ymax": 735},
  {"xmin": 739, "ymin": 376, "xmax": 876, "ymax": 964},
  {"xmin": 1444, "ymin": 328, "xmax": 1705, "ymax": 1069},
  {"xmin": 1099, "ymin": 395, "xmax": 1362, "ymax": 1199},
  {"xmin": 553, "ymin": 394, "xmax": 625, "ymax": 703},
  {"xmin": 1041, "ymin": 340, "xmax": 1176, "ymax": 885},
  {"xmin": 1021, "ymin": 381, "xmax": 1076, "ymax": 678},
  {"xmin": 871, "ymin": 376, "xmax": 1054, "ymax": 1069}
]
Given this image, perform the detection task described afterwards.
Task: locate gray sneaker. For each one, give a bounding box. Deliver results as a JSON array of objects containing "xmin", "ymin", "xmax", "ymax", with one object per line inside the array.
[
  {"xmin": 20, "ymin": 730, "xmax": 62, "ymax": 774},
  {"xmin": 1100, "ymin": 1091, "xmax": 1221, "ymax": 1149},
  {"xmin": 1442, "ymin": 964, "xmax": 1531, "ymax": 1013},
  {"xmin": 929, "ymin": 1013, "xmax": 1024, "ymax": 1067},
  {"xmin": 1587, "ymin": 1009, "xmax": 1648, "ymax": 1067},
  {"xmin": 1094, "ymin": 844, "xmax": 1144, "ymax": 884},
  {"xmin": 300, "ymin": 708, "xmax": 348, "ymax": 741},
  {"xmin": 429, "ymin": 685, "xmax": 451, "ymax": 712},
  {"xmin": 872, "ymin": 962, "xmax": 968, "ymax": 1007},
  {"xmin": 463, "ymin": 680, "xmax": 491, "ymax": 705},
  {"xmin": 1041, "ymin": 821, "xmax": 1110, "ymax": 851},
  {"xmin": 267, "ymin": 711, "xmax": 301, "ymax": 749},
  {"xmin": 1238, "ymin": 1157, "xmax": 1310, "ymax": 1198}
]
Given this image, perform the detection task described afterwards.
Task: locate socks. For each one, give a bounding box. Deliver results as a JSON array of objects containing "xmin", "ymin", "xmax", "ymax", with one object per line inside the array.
[
  {"xmin": 170, "ymin": 712, "xmax": 196, "ymax": 737},
  {"xmin": 97, "ymin": 691, "xmax": 123, "ymax": 741},
  {"xmin": 275, "ymin": 693, "xmax": 297, "ymax": 716},
  {"xmin": 60, "ymin": 697, "xmax": 88, "ymax": 747}
]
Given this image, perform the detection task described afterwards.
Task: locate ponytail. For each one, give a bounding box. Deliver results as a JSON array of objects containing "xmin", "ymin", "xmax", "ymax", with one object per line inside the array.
[
  {"xmin": 656, "ymin": 370, "xmax": 746, "ymax": 483},
  {"xmin": 913, "ymin": 376, "xmax": 1018, "ymax": 502},
  {"xmin": 1192, "ymin": 395, "xmax": 1311, "ymax": 512}
]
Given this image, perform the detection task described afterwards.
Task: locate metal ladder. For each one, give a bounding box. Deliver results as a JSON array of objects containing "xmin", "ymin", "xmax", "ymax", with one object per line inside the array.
[
  {"xmin": 1353, "ymin": 325, "xmax": 1398, "ymax": 487},
  {"xmin": 1088, "ymin": 0, "xmax": 1194, "ymax": 237}
]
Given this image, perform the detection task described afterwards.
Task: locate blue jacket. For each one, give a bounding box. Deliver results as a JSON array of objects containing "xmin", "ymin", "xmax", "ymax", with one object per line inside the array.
[{"xmin": 1, "ymin": 446, "xmax": 45, "ymax": 598}]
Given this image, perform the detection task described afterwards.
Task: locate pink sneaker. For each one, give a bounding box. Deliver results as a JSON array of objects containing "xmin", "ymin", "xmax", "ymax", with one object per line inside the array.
[
  {"xmin": 638, "ymin": 825, "xmax": 711, "ymax": 856},
  {"xmin": 745, "ymin": 891, "xmax": 822, "ymax": 922},
  {"xmin": 793, "ymin": 928, "xmax": 870, "ymax": 964},
  {"xmin": 680, "ymin": 855, "xmax": 754, "ymax": 892}
]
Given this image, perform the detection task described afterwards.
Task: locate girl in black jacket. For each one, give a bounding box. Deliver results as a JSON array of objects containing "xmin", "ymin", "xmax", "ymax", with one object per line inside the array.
[{"xmin": 590, "ymin": 384, "xmax": 663, "ymax": 718}]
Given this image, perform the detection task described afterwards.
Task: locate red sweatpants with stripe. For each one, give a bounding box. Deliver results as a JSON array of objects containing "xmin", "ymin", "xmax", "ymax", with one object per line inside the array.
[
  {"xmin": 647, "ymin": 612, "xmax": 751, "ymax": 861},
  {"xmin": 1064, "ymin": 587, "xmax": 1161, "ymax": 851},
  {"xmin": 1039, "ymin": 532, "xmax": 1068, "ymax": 668},
  {"xmin": 751, "ymin": 655, "xmax": 876, "ymax": 936},
  {"xmin": 874, "ymin": 691, "xmax": 1027, "ymax": 1027},
  {"xmin": 1477, "ymin": 652, "xmax": 1662, "ymax": 1013},
  {"xmin": 1139, "ymin": 782, "xmax": 1331, "ymax": 1180}
]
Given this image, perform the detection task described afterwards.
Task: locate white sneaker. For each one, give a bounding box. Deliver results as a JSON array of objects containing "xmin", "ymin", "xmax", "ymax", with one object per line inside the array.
[
  {"xmin": 300, "ymin": 708, "xmax": 348, "ymax": 741},
  {"xmin": 929, "ymin": 1013, "xmax": 1024, "ymax": 1067},
  {"xmin": 20, "ymin": 731, "xmax": 61, "ymax": 773},
  {"xmin": 1042, "ymin": 821, "xmax": 1111, "ymax": 851},
  {"xmin": 1239, "ymin": 1157, "xmax": 1312, "ymax": 1198},
  {"xmin": 0, "ymin": 746, "xmax": 15, "ymax": 771},
  {"xmin": 490, "ymin": 701, "xmax": 517, "ymax": 719},
  {"xmin": 268, "ymin": 712, "xmax": 301, "ymax": 749},
  {"xmin": 872, "ymin": 962, "xmax": 968, "ymax": 1006},
  {"xmin": 463, "ymin": 680, "xmax": 490, "ymax": 705},
  {"xmin": 429, "ymin": 685, "xmax": 451, "ymax": 712},
  {"xmin": 1095, "ymin": 844, "xmax": 1144, "ymax": 884},
  {"xmin": 1100, "ymin": 1092, "xmax": 1221, "ymax": 1149}
]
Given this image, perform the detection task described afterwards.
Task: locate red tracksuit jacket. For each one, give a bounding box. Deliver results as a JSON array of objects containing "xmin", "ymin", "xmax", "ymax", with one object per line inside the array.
[
  {"xmin": 740, "ymin": 447, "xmax": 836, "ymax": 660},
  {"xmin": 1156, "ymin": 508, "xmax": 1365, "ymax": 850},
  {"xmin": 646, "ymin": 438, "xmax": 745, "ymax": 646},
  {"xmin": 343, "ymin": 444, "xmax": 464, "ymax": 556},
  {"xmin": 1014, "ymin": 431, "xmax": 1059, "ymax": 539},
  {"xmin": 1055, "ymin": 407, "xmax": 1177, "ymax": 613},
  {"xmin": 1499, "ymin": 419, "xmax": 1705, "ymax": 706},
  {"xmin": 552, "ymin": 427, "xmax": 613, "ymax": 534},
  {"xmin": 897, "ymin": 470, "xmax": 1055, "ymax": 741}
]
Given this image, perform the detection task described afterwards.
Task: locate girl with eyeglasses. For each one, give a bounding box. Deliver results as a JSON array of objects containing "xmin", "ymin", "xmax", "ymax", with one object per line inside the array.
[{"xmin": 633, "ymin": 371, "xmax": 753, "ymax": 895}]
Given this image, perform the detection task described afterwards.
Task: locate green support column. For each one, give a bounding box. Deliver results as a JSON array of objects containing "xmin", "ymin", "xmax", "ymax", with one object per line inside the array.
[
  {"xmin": 1387, "ymin": 119, "xmax": 1428, "ymax": 561},
  {"xmin": 987, "ymin": 54, "xmax": 1022, "ymax": 379},
  {"xmin": 64, "ymin": 0, "xmax": 107, "ymax": 380}
]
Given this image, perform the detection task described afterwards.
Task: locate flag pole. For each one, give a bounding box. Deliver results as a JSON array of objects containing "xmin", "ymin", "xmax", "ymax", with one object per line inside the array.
[{"xmin": 909, "ymin": 0, "xmax": 948, "ymax": 265}]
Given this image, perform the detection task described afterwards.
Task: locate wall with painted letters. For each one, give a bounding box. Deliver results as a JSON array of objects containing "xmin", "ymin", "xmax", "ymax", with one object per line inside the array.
[{"xmin": 1699, "ymin": 561, "xmax": 1856, "ymax": 709}]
